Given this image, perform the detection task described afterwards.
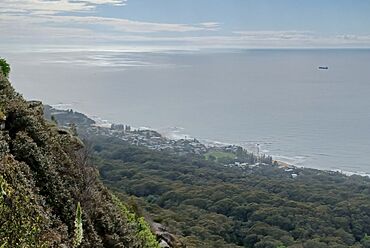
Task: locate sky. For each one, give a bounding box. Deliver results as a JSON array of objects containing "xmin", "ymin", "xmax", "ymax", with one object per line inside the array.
[{"xmin": 1, "ymin": 0, "xmax": 370, "ymax": 51}]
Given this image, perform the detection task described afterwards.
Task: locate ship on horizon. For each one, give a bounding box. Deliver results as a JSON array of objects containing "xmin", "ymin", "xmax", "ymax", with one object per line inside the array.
[{"xmin": 318, "ymin": 66, "xmax": 329, "ymax": 70}]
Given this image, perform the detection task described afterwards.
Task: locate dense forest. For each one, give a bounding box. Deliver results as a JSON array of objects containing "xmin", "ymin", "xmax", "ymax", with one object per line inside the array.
[
  {"xmin": 0, "ymin": 60, "xmax": 160, "ymax": 247},
  {"xmin": 90, "ymin": 135, "xmax": 370, "ymax": 248}
]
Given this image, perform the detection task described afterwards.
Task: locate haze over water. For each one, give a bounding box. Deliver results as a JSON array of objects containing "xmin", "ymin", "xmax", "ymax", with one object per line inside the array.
[{"xmin": 7, "ymin": 49, "xmax": 370, "ymax": 174}]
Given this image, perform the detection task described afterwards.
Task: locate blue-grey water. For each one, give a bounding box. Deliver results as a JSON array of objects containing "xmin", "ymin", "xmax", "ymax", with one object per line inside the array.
[{"xmin": 5, "ymin": 49, "xmax": 370, "ymax": 174}]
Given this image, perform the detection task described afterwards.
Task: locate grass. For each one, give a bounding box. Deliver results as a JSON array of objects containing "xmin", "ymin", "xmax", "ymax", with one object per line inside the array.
[{"xmin": 205, "ymin": 151, "xmax": 235, "ymax": 161}]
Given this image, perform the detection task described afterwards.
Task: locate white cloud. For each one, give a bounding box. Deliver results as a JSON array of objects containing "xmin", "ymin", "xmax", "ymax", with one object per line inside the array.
[
  {"xmin": 0, "ymin": 0, "xmax": 217, "ymax": 40},
  {"xmin": 78, "ymin": 0, "xmax": 127, "ymax": 5},
  {"xmin": 228, "ymin": 30, "xmax": 370, "ymax": 48},
  {"xmin": 43, "ymin": 15, "xmax": 210, "ymax": 33},
  {"xmin": 0, "ymin": 0, "xmax": 127, "ymax": 14},
  {"xmin": 233, "ymin": 30, "xmax": 315, "ymax": 41},
  {"xmin": 0, "ymin": 0, "xmax": 92, "ymax": 14},
  {"xmin": 0, "ymin": 1, "xmax": 369, "ymax": 50},
  {"xmin": 199, "ymin": 22, "xmax": 220, "ymax": 30}
]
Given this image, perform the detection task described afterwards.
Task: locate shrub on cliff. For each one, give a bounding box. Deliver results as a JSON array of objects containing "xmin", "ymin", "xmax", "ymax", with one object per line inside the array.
[
  {"xmin": 0, "ymin": 59, "xmax": 160, "ymax": 247},
  {"xmin": 0, "ymin": 58, "xmax": 10, "ymax": 78}
]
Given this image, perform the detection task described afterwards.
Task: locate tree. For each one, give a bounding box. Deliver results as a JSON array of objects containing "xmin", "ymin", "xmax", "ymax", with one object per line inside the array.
[
  {"xmin": 361, "ymin": 234, "xmax": 370, "ymax": 248},
  {"xmin": 208, "ymin": 155, "xmax": 216, "ymax": 162},
  {"xmin": 0, "ymin": 58, "xmax": 10, "ymax": 78},
  {"xmin": 236, "ymin": 146, "xmax": 244, "ymax": 159}
]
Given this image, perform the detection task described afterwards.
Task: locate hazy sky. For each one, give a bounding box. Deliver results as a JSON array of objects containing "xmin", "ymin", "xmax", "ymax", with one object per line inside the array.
[{"xmin": 1, "ymin": 0, "xmax": 370, "ymax": 51}]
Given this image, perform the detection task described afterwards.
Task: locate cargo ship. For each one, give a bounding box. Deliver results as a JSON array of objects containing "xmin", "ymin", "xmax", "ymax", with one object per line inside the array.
[{"xmin": 318, "ymin": 66, "xmax": 329, "ymax": 70}]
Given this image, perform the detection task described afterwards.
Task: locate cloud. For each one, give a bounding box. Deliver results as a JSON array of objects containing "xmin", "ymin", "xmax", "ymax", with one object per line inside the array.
[
  {"xmin": 336, "ymin": 34, "xmax": 370, "ymax": 42},
  {"xmin": 198, "ymin": 22, "xmax": 220, "ymax": 31},
  {"xmin": 0, "ymin": 0, "xmax": 92, "ymax": 14},
  {"xmin": 43, "ymin": 15, "xmax": 210, "ymax": 33},
  {"xmin": 229, "ymin": 30, "xmax": 370, "ymax": 48},
  {"xmin": 0, "ymin": 0, "xmax": 127, "ymax": 14},
  {"xmin": 0, "ymin": 1, "xmax": 369, "ymax": 50},
  {"xmin": 233, "ymin": 30, "xmax": 315, "ymax": 41},
  {"xmin": 79, "ymin": 0, "xmax": 127, "ymax": 6},
  {"xmin": 0, "ymin": 0, "xmax": 217, "ymax": 41}
]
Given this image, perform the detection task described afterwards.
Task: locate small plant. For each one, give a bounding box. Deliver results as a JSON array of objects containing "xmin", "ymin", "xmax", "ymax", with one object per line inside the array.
[
  {"xmin": 73, "ymin": 202, "xmax": 83, "ymax": 247},
  {"xmin": 0, "ymin": 58, "xmax": 10, "ymax": 78},
  {"xmin": 111, "ymin": 194, "xmax": 160, "ymax": 248}
]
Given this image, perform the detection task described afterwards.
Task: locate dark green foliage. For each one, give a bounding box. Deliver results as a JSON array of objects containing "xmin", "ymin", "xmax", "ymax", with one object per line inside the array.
[
  {"xmin": 91, "ymin": 135, "xmax": 370, "ymax": 248},
  {"xmin": 0, "ymin": 64, "xmax": 159, "ymax": 247},
  {"xmin": 111, "ymin": 194, "xmax": 160, "ymax": 248},
  {"xmin": 0, "ymin": 58, "xmax": 10, "ymax": 78},
  {"xmin": 0, "ymin": 168, "xmax": 47, "ymax": 248}
]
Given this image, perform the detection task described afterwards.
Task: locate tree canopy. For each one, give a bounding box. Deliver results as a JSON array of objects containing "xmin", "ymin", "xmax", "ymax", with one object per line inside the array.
[{"xmin": 91, "ymin": 135, "xmax": 370, "ymax": 248}]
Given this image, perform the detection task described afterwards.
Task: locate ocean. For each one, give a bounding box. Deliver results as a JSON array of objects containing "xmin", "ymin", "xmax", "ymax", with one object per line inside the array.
[{"xmin": 6, "ymin": 48, "xmax": 370, "ymax": 174}]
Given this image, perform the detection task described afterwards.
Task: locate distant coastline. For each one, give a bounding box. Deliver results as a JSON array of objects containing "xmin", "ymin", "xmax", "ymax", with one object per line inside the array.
[{"xmin": 47, "ymin": 103, "xmax": 370, "ymax": 178}]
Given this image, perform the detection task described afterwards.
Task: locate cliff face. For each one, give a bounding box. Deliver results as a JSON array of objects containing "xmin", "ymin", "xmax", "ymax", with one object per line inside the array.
[{"xmin": 0, "ymin": 70, "xmax": 158, "ymax": 247}]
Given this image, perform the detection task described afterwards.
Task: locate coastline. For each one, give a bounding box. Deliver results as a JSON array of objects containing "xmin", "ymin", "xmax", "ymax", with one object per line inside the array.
[{"xmin": 48, "ymin": 104, "xmax": 370, "ymax": 178}]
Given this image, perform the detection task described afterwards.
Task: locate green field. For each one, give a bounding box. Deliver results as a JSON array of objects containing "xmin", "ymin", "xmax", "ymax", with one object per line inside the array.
[{"xmin": 204, "ymin": 150, "xmax": 236, "ymax": 161}]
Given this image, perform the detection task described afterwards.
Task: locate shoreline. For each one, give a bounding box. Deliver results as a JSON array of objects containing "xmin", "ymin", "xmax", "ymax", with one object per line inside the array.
[
  {"xmin": 48, "ymin": 104, "xmax": 370, "ymax": 178},
  {"xmin": 273, "ymin": 159, "xmax": 370, "ymax": 178}
]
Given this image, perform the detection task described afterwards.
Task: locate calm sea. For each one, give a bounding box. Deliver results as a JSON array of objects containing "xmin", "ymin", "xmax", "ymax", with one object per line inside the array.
[{"xmin": 6, "ymin": 49, "xmax": 370, "ymax": 174}]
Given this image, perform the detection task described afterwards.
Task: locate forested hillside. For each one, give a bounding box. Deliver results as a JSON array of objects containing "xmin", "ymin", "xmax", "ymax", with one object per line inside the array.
[
  {"xmin": 0, "ymin": 62, "xmax": 159, "ymax": 247},
  {"xmin": 90, "ymin": 135, "xmax": 370, "ymax": 248}
]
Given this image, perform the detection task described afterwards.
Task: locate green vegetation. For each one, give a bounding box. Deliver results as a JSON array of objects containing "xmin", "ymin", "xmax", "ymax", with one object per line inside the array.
[
  {"xmin": 0, "ymin": 60, "xmax": 159, "ymax": 247},
  {"xmin": 112, "ymin": 194, "xmax": 160, "ymax": 248},
  {"xmin": 0, "ymin": 58, "xmax": 10, "ymax": 78},
  {"xmin": 0, "ymin": 174, "xmax": 47, "ymax": 248},
  {"xmin": 91, "ymin": 135, "xmax": 370, "ymax": 248},
  {"xmin": 205, "ymin": 150, "xmax": 235, "ymax": 162}
]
